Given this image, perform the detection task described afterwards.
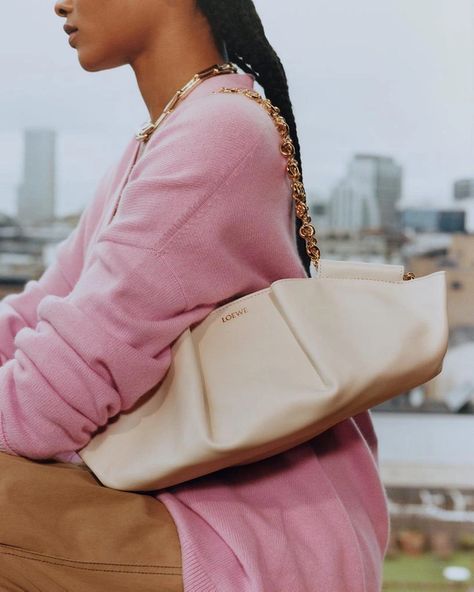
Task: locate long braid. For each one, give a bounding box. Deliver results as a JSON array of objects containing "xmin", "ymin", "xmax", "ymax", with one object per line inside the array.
[{"xmin": 197, "ymin": 0, "xmax": 312, "ymax": 276}]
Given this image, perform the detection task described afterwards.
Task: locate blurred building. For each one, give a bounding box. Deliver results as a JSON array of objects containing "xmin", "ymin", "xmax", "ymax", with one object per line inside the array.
[
  {"xmin": 407, "ymin": 233, "xmax": 474, "ymax": 330},
  {"xmin": 308, "ymin": 201, "xmax": 330, "ymax": 233},
  {"xmin": 0, "ymin": 214, "xmax": 78, "ymax": 299},
  {"xmin": 425, "ymin": 342, "xmax": 474, "ymax": 412},
  {"xmin": 317, "ymin": 229, "xmax": 407, "ymax": 265},
  {"xmin": 373, "ymin": 412, "xmax": 474, "ymax": 540},
  {"xmin": 400, "ymin": 206, "xmax": 466, "ymax": 233},
  {"xmin": 453, "ymin": 197, "xmax": 474, "ymax": 233},
  {"xmin": 373, "ymin": 412, "xmax": 474, "ymax": 490},
  {"xmin": 328, "ymin": 154, "xmax": 402, "ymax": 233},
  {"xmin": 17, "ymin": 128, "xmax": 56, "ymax": 225},
  {"xmin": 454, "ymin": 178, "xmax": 474, "ymax": 200}
]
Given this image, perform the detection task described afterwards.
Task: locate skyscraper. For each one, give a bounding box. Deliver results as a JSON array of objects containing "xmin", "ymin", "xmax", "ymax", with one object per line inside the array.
[
  {"xmin": 328, "ymin": 154, "xmax": 402, "ymax": 233},
  {"xmin": 17, "ymin": 128, "xmax": 56, "ymax": 225},
  {"xmin": 454, "ymin": 179, "xmax": 474, "ymax": 201}
]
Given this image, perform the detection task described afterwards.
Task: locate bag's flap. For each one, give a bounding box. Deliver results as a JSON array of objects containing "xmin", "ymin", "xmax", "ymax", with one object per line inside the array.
[{"xmin": 318, "ymin": 258, "xmax": 405, "ymax": 282}]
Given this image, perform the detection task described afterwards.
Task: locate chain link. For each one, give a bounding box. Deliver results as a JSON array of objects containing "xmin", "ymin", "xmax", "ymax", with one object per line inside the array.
[
  {"xmin": 215, "ymin": 87, "xmax": 321, "ymax": 271},
  {"xmin": 214, "ymin": 86, "xmax": 415, "ymax": 281},
  {"xmin": 136, "ymin": 63, "xmax": 238, "ymax": 143},
  {"xmin": 111, "ymin": 63, "xmax": 237, "ymax": 223}
]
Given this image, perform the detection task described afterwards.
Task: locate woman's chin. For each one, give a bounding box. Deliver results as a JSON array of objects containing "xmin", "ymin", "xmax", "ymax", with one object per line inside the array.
[
  {"xmin": 77, "ymin": 51, "xmax": 124, "ymax": 73},
  {"xmin": 77, "ymin": 52, "xmax": 106, "ymax": 73}
]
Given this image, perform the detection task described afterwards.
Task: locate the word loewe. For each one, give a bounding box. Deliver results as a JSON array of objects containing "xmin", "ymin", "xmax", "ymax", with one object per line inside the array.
[{"xmin": 221, "ymin": 307, "xmax": 248, "ymax": 323}]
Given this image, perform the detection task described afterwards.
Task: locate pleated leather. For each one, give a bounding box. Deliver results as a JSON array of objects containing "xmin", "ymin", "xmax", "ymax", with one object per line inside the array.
[{"xmin": 79, "ymin": 259, "xmax": 448, "ymax": 491}]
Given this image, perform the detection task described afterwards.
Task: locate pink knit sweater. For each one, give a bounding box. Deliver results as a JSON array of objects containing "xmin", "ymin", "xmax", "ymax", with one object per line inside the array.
[{"xmin": 0, "ymin": 72, "xmax": 390, "ymax": 591}]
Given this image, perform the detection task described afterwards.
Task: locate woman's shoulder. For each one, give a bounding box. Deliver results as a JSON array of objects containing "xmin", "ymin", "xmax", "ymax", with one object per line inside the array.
[
  {"xmin": 128, "ymin": 86, "xmax": 285, "ymax": 187},
  {"xmin": 159, "ymin": 86, "xmax": 281, "ymax": 151},
  {"xmin": 196, "ymin": 87, "xmax": 278, "ymax": 133}
]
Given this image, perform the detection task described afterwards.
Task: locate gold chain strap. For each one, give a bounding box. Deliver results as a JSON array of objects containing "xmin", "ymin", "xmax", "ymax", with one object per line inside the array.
[
  {"xmin": 136, "ymin": 63, "xmax": 238, "ymax": 143},
  {"xmin": 214, "ymin": 87, "xmax": 321, "ymax": 272},
  {"xmin": 214, "ymin": 86, "xmax": 415, "ymax": 281}
]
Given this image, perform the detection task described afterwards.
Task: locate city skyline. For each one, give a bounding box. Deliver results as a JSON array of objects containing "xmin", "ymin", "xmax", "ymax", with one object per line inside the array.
[
  {"xmin": 1, "ymin": 127, "xmax": 472, "ymax": 221},
  {"xmin": 328, "ymin": 153, "xmax": 402, "ymax": 233},
  {"xmin": 0, "ymin": 0, "xmax": 473, "ymax": 216}
]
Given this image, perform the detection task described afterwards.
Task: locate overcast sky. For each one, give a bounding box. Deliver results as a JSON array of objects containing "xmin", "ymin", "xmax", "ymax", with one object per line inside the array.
[{"xmin": 0, "ymin": 0, "xmax": 473, "ymax": 217}]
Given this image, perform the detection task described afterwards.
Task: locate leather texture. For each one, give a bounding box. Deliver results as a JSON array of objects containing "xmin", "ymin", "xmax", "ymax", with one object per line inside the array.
[{"xmin": 79, "ymin": 259, "xmax": 448, "ymax": 491}]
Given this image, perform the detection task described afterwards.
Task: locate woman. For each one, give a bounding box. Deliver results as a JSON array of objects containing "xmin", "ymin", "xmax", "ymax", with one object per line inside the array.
[{"xmin": 0, "ymin": 0, "xmax": 390, "ymax": 590}]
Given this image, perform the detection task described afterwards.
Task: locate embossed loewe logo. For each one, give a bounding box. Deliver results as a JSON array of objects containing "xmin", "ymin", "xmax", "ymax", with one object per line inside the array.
[{"xmin": 221, "ymin": 307, "xmax": 248, "ymax": 323}]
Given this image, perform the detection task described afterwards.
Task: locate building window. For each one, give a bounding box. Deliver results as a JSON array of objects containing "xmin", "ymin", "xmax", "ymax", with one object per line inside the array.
[{"xmin": 451, "ymin": 280, "xmax": 463, "ymax": 291}]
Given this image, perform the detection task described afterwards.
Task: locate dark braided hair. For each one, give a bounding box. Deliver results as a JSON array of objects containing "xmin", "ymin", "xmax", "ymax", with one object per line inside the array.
[{"xmin": 196, "ymin": 0, "xmax": 312, "ymax": 277}]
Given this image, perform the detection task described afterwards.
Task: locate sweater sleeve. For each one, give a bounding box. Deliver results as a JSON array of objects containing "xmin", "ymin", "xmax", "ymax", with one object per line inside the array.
[
  {"xmin": 0, "ymin": 93, "xmax": 285, "ymax": 461},
  {"xmin": 0, "ymin": 168, "xmax": 112, "ymax": 368}
]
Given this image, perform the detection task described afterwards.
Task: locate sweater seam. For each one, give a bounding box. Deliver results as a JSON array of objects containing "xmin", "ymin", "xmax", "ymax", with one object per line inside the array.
[
  {"xmin": 158, "ymin": 256, "xmax": 190, "ymax": 311},
  {"xmin": 181, "ymin": 535, "xmax": 218, "ymax": 592},
  {"xmin": 97, "ymin": 129, "xmax": 266, "ymax": 265},
  {"xmin": 0, "ymin": 410, "xmax": 18, "ymax": 456},
  {"xmin": 321, "ymin": 445, "xmax": 368, "ymax": 592},
  {"xmin": 55, "ymin": 262, "xmax": 75, "ymax": 292},
  {"xmin": 156, "ymin": 130, "xmax": 266, "ymax": 257},
  {"xmin": 87, "ymin": 243, "xmax": 189, "ymax": 311}
]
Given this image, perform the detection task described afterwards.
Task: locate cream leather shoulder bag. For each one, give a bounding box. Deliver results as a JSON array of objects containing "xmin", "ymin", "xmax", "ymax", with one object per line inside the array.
[{"xmin": 79, "ymin": 88, "xmax": 449, "ymax": 492}]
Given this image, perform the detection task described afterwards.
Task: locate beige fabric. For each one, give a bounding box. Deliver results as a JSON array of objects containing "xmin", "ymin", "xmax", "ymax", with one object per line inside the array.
[
  {"xmin": 79, "ymin": 259, "xmax": 448, "ymax": 492},
  {"xmin": 0, "ymin": 452, "xmax": 182, "ymax": 592},
  {"xmin": 318, "ymin": 259, "xmax": 404, "ymax": 281}
]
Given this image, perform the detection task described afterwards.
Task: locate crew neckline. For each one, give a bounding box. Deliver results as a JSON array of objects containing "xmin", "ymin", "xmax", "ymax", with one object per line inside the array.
[
  {"xmin": 132, "ymin": 71, "xmax": 256, "ymax": 164},
  {"xmin": 106, "ymin": 71, "xmax": 256, "ymax": 227}
]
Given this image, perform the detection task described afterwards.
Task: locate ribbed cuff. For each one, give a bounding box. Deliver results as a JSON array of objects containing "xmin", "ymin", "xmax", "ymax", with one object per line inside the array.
[
  {"xmin": 157, "ymin": 491, "xmax": 219, "ymax": 592},
  {"xmin": 180, "ymin": 536, "xmax": 217, "ymax": 592},
  {"xmin": 0, "ymin": 411, "xmax": 18, "ymax": 456}
]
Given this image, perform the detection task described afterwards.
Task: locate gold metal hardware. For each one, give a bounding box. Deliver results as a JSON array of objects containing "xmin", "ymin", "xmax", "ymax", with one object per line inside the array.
[
  {"xmin": 136, "ymin": 62, "xmax": 238, "ymax": 143},
  {"xmin": 215, "ymin": 87, "xmax": 321, "ymax": 270},
  {"xmin": 214, "ymin": 86, "xmax": 415, "ymax": 280},
  {"xmin": 112, "ymin": 63, "xmax": 238, "ymax": 223}
]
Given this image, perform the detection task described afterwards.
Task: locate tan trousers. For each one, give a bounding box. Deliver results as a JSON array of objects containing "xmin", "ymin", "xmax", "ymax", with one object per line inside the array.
[{"xmin": 0, "ymin": 451, "xmax": 183, "ymax": 592}]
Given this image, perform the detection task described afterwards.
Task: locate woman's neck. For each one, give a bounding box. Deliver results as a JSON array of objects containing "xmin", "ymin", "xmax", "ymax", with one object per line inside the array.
[{"xmin": 129, "ymin": 10, "xmax": 225, "ymax": 123}]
